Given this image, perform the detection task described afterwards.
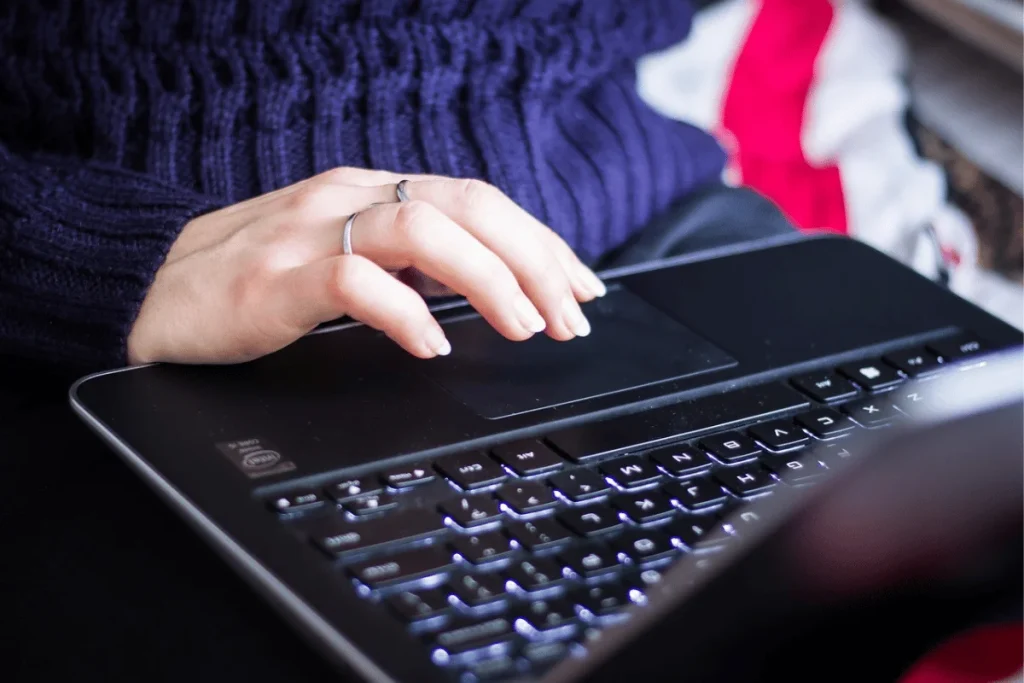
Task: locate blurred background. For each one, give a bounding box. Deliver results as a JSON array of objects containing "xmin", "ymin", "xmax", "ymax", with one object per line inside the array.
[{"xmin": 637, "ymin": 0, "xmax": 1023, "ymax": 329}]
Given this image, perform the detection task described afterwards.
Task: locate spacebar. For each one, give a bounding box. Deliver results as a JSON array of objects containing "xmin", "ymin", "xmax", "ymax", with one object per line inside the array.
[{"xmin": 544, "ymin": 382, "xmax": 810, "ymax": 462}]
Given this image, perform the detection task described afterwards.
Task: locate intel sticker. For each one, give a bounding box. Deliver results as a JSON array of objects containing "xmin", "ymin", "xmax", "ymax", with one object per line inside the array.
[{"xmin": 216, "ymin": 437, "xmax": 296, "ymax": 479}]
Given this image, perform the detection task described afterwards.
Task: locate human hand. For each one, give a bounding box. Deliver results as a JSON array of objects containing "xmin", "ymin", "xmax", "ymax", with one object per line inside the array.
[{"xmin": 126, "ymin": 168, "xmax": 606, "ymax": 365}]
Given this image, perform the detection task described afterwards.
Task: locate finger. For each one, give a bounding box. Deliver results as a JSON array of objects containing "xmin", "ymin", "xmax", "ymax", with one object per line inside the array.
[
  {"xmin": 349, "ymin": 200, "xmax": 547, "ymax": 342},
  {"xmin": 278, "ymin": 254, "xmax": 451, "ymax": 359},
  {"xmin": 403, "ymin": 178, "xmax": 596, "ymax": 341},
  {"xmin": 539, "ymin": 229, "xmax": 608, "ymax": 302},
  {"xmin": 423, "ymin": 178, "xmax": 605, "ymax": 302}
]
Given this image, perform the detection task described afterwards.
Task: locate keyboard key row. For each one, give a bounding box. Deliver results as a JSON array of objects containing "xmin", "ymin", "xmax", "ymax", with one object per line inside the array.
[
  {"xmin": 348, "ymin": 507, "xmax": 743, "ymax": 593},
  {"xmin": 277, "ymin": 338, "xmax": 980, "ymax": 524},
  {"xmin": 790, "ymin": 334, "xmax": 989, "ymax": 403}
]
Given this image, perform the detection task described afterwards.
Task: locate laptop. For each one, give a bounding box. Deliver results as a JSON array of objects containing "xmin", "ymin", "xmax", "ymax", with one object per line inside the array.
[{"xmin": 69, "ymin": 235, "xmax": 1023, "ymax": 682}]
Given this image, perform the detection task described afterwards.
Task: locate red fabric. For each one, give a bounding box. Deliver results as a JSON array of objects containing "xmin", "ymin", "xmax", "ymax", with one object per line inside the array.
[
  {"xmin": 719, "ymin": 0, "xmax": 849, "ymax": 234},
  {"xmin": 900, "ymin": 624, "xmax": 1024, "ymax": 683},
  {"xmin": 719, "ymin": 6, "xmax": 1020, "ymax": 680}
]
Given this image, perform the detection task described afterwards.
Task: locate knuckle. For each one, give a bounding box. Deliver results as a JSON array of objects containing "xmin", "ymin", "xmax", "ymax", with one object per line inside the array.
[
  {"xmin": 392, "ymin": 200, "xmax": 434, "ymax": 244},
  {"xmin": 453, "ymin": 178, "xmax": 501, "ymax": 210},
  {"xmin": 328, "ymin": 256, "xmax": 363, "ymax": 300},
  {"xmin": 316, "ymin": 166, "xmax": 359, "ymax": 185},
  {"xmin": 286, "ymin": 184, "xmax": 335, "ymax": 215}
]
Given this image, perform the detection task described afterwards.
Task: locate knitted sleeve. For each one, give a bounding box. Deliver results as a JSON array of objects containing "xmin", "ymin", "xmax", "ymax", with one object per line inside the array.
[{"xmin": 0, "ymin": 145, "xmax": 223, "ymax": 371}]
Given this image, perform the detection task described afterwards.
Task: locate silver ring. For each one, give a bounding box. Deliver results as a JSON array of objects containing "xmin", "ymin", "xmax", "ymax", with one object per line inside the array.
[
  {"xmin": 342, "ymin": 211, "xmax": 360, "ymax": 256},
  {"xmin": 396, "ymin": 179, "xmax": 412, "ymax": 203}
]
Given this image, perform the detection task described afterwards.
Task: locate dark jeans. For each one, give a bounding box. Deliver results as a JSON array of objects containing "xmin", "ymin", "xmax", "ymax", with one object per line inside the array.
[{"xmin": 599, "ymin": 184, "xmax": 798, "ymax": 269}]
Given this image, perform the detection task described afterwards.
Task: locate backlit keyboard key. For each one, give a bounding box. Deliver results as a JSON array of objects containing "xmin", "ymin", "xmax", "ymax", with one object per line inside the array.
[
  {"xmin": 307, "ymin": 509, "xmax": 447, "ymax": 557},
  {"xmin": 794, "ymin": 409, "xmax": 855, "ymax": 439},
  {"xmin": 572, "ymin": 584, "xmax": 636, "ymax": 619},
  {"xmin": 883, "ymin": 347, "xmax": 942, "ymax": 378},
  {"xmin": 491, "ymin": 440, "xmax": 566, "ymax": 476},
  {"xmin": 548, "ymin": 469, "xmax": 610, "ymax": 502},
  {"xmin": 838, "ymin": 361, "xmax": 903, "ymax": 391},
  {"xmin": 268, "ymin": 491, "xmax": 324, "ymax": 514},
  {"xmin": 557, "ymin": 505, "xmax": 623, "ymax": 537},
  {"xmin": 450, "ymin": 573, "xmax": 509, "ymax": 608},
  {"xmin": 494, "ymin": 482, "xmax": 559, "ymax": 515},
  {"xmin": 386, "ymin": 588, "xmax": 451, "ymax": 622},
  {"xmin": 326, "ymin": 478, "xmax": 383, "ymax": 503},
  {"xmin": 505, "ymin": 557, "xmax": 565, "ymax": 593},
  {"xmin": 748, "ymin": 420, "xmax": 809, "ymax": 451},
  {"xmin": 611, "ymin": 528, "xmax": 676, "ymax": 564},
  {"xmin": 344, "ymin": 493, "xmax": 399, "ymax": 516},
  {"xmin": 450, "ymin": 532, "xmax": 515, "ymax": 565},
  {"xmin": 513, "ymin": 599, "xmax": 579, "ymax": 638},
  {"xmin": 438, "ymin": 496, "xmax": 503, "ymax": 529},
  {"xmin": 762, "ymin": 452, "xmax": 827, "ymax": 483},
  {"xmin": 927, "ymin": 334, "xmax": 988, "ymax": 362},
  {"xmin": 600, "ymin": 455, "xmax": 662, "ymax": 489},
  {"xmin": 648, "ymin": 444, "xmax": 713, "ymax": 477},
  {"xmin": 505, "ymin": 518, "xmax": 573, "ymax": 552},
  {"xmin": 819, "ymin": 442, "xmax": 856, "ymax": 467},
  {"xmin": 560, "ymin": 545, "xmax": 621, "ymax": 579},
  {"xmin": 610, "ymin": 490, "xmax": 676, "ymax": 524},
  {"xmin": 699, "ymin": 432, "xmax": 761, "ymax": 463},
  {"xmin": 662, "ymin": 478, "xmax": 728, "ymax": 510},
  {"xmin": 432, "ymin": 616, "xmax": 515, "ymax": 660},
  {"xmin": 664, "ymin": 515, "xmax": 728, "ymax": 551},
  {"xmin": 347, "ymin": 546, "xmax": 453, "ymax": 589},
  {"xmin": 381, "ymin": 463, "xmax": 435, "ymax": 489},
  {"xmin": 790, "ymin": 372, "xmax": 860, "ymax": 403},
  {"xmin": 842, "ymin": 397, "xmax": 900, "ymax": 427},
  {"xmin": 714, "ymin": 465, "xmax": 776, "ymax": 497},
  {"xmin": 436, "ymin": 453, "xmax": 508, "ymax": 490}
]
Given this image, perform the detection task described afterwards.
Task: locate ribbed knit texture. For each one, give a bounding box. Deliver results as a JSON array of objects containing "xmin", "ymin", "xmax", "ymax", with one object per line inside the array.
[{"xmin": 0, "ymin": 0, "xmax": 725, "ymax": 370}]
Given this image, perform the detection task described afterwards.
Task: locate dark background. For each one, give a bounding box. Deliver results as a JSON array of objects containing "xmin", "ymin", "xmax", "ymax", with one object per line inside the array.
[{"xmin": 1, "ymin": 357, "xmax": 337, "ymax": 682}]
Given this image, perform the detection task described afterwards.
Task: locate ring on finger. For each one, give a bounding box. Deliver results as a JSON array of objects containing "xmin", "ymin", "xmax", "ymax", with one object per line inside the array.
[
  {"xmin": 396, "ymin": 179, "xmax": 412, "ymax": 203},
  {"xmin": 342, "ymin": 211, "xmax": 362, "ymax": 256}
]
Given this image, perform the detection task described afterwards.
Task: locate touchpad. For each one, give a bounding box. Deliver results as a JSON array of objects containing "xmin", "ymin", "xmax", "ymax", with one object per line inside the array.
[{"xmin": 419, "ymin": 287, "xmax": 736, "ymax": 419}]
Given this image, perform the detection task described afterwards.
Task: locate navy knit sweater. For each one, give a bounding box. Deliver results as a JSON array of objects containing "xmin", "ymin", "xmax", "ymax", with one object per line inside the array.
[{"xmin": 0, "ymin": 0, "xmax": 725, "ymax": 370}]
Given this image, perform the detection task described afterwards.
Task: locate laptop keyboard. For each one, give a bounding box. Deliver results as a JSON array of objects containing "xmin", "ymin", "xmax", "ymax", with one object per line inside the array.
[{"xmin": 269, "ymin": 333, "xmax": 990, "ymax": 682}]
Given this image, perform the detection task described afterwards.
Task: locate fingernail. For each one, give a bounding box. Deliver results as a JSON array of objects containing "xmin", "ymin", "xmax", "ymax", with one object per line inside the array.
[
  {"xmin": 562, "ymin": 295, "xmax": 591, "ymax": 338},
  {"xmin": 426, "ymin": 328, "xmax": 452, "ymax": 357},
  {"xmin": 577, "ymin": 265, "xmax": 607, "ymax": 298},
  {"xmin": 513, "ymin": 293, "xmax": 547, "ymax": 333}
]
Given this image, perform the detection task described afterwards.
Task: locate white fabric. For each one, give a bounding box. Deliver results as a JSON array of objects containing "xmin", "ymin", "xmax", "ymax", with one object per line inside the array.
[{"xmin": 636, "ymin": 0, "xmax": 1023, "ymax": 329}]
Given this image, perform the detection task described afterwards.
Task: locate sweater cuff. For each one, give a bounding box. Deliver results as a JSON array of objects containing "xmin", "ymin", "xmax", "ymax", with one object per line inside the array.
[{"xmin": 0, "ymin": 154, "xmax": 223, "ymax": 371}]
